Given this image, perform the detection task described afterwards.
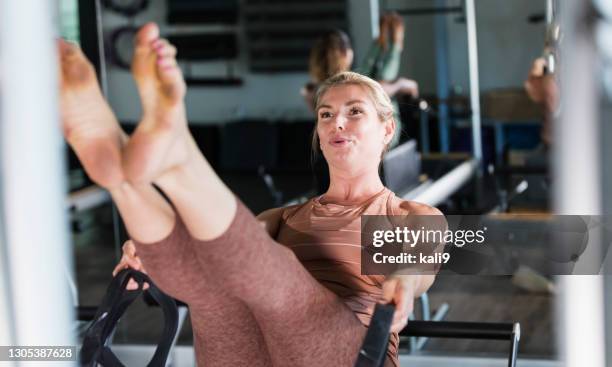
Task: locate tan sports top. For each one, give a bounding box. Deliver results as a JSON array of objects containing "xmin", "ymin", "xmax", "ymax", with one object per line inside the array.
[{"xmin": 275, "ymin": 187, "xmax": 405, "ymax": 364}]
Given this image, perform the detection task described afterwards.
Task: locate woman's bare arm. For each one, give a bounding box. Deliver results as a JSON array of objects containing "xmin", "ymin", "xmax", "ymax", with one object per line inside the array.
[
  {"xmin": 380, "ymin": 78, "xmax": 419, "ymax": 99},
  {"xmin": 395, "ymin": 200, "xmax": 444, "ymax": 297}
]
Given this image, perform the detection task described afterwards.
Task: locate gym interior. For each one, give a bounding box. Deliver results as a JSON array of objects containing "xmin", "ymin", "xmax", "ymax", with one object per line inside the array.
[{"xmin": 1, "ymin": 0, "xmax": 612, "ymax": 366}]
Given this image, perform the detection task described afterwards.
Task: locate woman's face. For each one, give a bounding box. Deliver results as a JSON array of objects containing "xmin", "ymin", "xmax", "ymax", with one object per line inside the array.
[{"xmin": 316, "ymin": 84, "xmax": 394, "ymax": 174}]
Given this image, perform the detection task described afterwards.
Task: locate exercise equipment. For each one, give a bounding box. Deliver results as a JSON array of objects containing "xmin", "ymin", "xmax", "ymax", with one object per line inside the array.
[
  {"xmin": 401, "ymin": 320, "xmax": 521, "ymax": 367},
  {"xmin": 80, "ymin": 269, "xmax": 179, "ymax": 367},
  {"xmin": 382, "ymin": 140, "xmax": 421, "ymax": 195},
  {"xmin": 354, "ymin": 303, "xmax": 395, "ymax": 367},
  {"xmin": 80, "ymin": 269, "xmax": 522, "ymax": 366},
  {"xmin": 356, "ymin": 304, "xmax": 521, "ymax": 367}
]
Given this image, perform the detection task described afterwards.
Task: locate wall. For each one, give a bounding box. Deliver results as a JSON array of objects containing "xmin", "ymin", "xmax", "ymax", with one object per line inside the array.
[
  {"xmin": 102, "ymin": 0, "xmax": 377, "ymax": 124},
  {"xmin": 383, "ymin": 0, "xmax": 547, "ymax": 95},
  {"xmin": 103, "ymin": 0, "xmax": 547, "ymax": 124}
]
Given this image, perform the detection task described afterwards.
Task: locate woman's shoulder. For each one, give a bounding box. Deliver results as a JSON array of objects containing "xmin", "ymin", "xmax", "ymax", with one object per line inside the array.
[
  {"xmin": 389, "ymin": 195, "xmax": 447, "ymax": 232},
  {"xmin": 389, "ymin": 194, "xmax": 443, "ymax": 217},
  {"xmin": 282, "ymin": 199, "xmax": 315, "ymax": 220}
]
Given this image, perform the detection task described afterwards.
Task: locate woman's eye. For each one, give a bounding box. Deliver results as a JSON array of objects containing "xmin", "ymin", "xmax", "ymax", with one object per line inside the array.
[
  {"xmin": 349, "ymin": 108, "xmax": 363, "ymax": 115},
  {"xmin": 320, "ymin": 111, "xmax": 332, "ymax": 119}
]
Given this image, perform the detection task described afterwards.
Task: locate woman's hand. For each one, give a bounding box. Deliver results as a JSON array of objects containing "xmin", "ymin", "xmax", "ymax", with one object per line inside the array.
[
  {"xmin": 524, "ymin": 58, "xmax": 559, "ymax": 113},
  {"xmin": 390, "ymin": 13, "xmax": 405, "ymax": 50},
  {"xmin": 381, "ymin": 78, "xmax": 419, "ymax": 99},
  {"xmin": 112, "ymin": 240, "xmax": 149, "ymax": 290},
  {"xmin": 397, "ymin": 78, "xmax": 419, "ymax": 98},
  {"xmin": 378, "ymin": 14, "xmax": 391, "ymax": 50},
  {"xmin": 380, "ymin": 275, "xmax": 417, "ymax": 333}
]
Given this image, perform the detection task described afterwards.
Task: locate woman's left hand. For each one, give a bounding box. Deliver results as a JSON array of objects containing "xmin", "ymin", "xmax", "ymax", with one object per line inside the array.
[{"xmin": 381, "ymin": 275, "xmax": 416, "ymax": 333}]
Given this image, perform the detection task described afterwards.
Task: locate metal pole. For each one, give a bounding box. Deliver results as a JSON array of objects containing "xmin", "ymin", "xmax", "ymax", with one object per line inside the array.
[
  {"xmin": 555, "ymin": 0, "xmax": 605, "ymax": 367},
  {"xmin": 419, "ymin": 110, "xmax": 430, "ymax": 153},
  {"xmin": 435, "ymin": 0, "xmax": 451, "ymax": 154},
  {"xmin": 465, "ymin": 0, "xmax": 483, "ymax": 164},
  {"xmin": 408, "ymin": 159, "xmax": 478, "ymax": 207},
  {"xmin": 395, "ymin": 7, "xmax": 463, "ymax": 16},
  {"xmin": 348, "ymin": 0, "xmax": 378, "ymax": 66},
  {"xmin": 0, "ymin": 0, "xmax": 75, "ymax": 355},
  {"xmin": 546, "ymin": 0, "xmax": 554, "ymax": 25},
  {"xmin": 0, "ymin": 217, "xmax": 15, "ymax": 361}
]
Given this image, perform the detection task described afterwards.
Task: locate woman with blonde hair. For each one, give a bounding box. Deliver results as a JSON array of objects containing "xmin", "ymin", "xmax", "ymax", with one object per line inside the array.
[{"xmin": 60, "ymin": 23, "xmax": 441, "ymax": 366}]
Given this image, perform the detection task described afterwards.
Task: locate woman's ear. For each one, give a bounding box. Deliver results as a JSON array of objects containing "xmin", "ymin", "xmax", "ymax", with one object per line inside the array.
[{"xmin": 383, "ymin": 119, "xmax": 396, "ymax": 145}]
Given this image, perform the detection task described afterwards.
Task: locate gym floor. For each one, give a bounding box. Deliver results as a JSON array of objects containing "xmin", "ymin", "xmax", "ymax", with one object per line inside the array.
[{"xmin": 73, "ymin": 173, "xmax": 555, "ymax": 361}]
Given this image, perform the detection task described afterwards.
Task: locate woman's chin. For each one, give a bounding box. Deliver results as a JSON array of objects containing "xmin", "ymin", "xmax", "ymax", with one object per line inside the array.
[
  {"xmin": 325, "ymin": 152, "xmax": 359, "ymax": 169},
  {"xmin": 324, "ymin": 148, "xmax": 349, "ymax": 159}
]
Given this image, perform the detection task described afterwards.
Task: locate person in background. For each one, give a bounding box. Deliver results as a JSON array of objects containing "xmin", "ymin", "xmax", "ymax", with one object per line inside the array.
[
  {"xmin": 359, "ymin": 12, "xmax": 406, "ymax": 84},
  {"xmin": 524, "ymin": 57, "xmax": 559, "ymax": 147}
]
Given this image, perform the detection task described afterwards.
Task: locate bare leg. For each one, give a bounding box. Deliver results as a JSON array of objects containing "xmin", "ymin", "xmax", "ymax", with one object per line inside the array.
[
  {"xmin": 119, "ymin": 24, "xmax": 236, "ymax": 241},
  {"xmin": 58, "ymin": 39, "xmax": 175, "ymax": 242},
  {"xmin": 59, "ymin": 38, "xmax": 273, "ymax": 366}
]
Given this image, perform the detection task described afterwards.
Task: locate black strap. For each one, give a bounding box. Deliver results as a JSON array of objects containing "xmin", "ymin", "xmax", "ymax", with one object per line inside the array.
[
  {"xmin": 354, "ymin": 303, "xmax": 395, "ymax": 367},
  {"xmin": 80, "ymin": 269, "xmax": 179, "ymax": 367}
]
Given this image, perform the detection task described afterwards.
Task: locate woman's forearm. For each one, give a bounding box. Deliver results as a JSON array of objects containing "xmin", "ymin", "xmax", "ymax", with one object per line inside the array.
[
  {"xmin": 397, "ymin": 274, "xmax": 435, "ymax": 298},
  {"xmin": 380, "ymin": 80, "xmax": 400, "ymax": 98},
  {"xmin": 378, "ymin": 43, "xmax": 402, "ymax": 81},
  {"xmin": 415, "ymin": 274, "xmax": 435, "ymax": 297}
]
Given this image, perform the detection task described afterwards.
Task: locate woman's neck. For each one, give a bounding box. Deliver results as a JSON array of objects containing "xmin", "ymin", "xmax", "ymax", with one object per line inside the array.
[{"xmin": 323, "ymin": 168, "xmax": 385, "ymax": 204}]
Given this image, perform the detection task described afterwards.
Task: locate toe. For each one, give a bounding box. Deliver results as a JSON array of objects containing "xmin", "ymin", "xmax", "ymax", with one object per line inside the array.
[
  {"xmin": 157, "ymin": 66, "xmax": 185, "ymax": 102},
  {"xmin": 58, "ymin": 39, "xmax": 80, "ymax": 60},
  {"xmin": 132, "ymin": 23, "xmax": 161, "ymax": 83},
  {"xmin": 59, "ymin": 42, "xmax": 95, "ymax": 87},
  {"xmin": 152, "ymin": 40, "xmax": 185, "ymax": 101},
  {"xmin": 154, "ymin": 39, "xmax": 177, "ymax": 58},
  {"xmin": 135, "ymin": 22, "xmax": 160, "ymax": 47}
]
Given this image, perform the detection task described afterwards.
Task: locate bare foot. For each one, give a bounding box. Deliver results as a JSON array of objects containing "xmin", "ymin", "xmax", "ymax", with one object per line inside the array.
[
  {"xmin": 59, "ymin": 39, "xmax": 126, "ymax": 189},
  {"xmin": 122, "ymin": 22, "xmax": 191, "ymax": 184}
]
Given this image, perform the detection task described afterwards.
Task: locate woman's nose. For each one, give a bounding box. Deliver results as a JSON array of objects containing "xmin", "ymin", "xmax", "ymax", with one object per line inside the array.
[{"xmin": 333, "ymin": 116, "xmax": 346, "ymax": 131}]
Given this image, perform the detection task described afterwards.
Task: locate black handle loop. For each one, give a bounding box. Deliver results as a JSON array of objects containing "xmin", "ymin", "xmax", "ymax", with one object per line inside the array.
[
  {"xmin": 80, "ymin": 269, "xmax": 178, "ymax": 367},
  {"xmin": 354, "ymin": 303, "xmax": 395, "ymax": 367}
]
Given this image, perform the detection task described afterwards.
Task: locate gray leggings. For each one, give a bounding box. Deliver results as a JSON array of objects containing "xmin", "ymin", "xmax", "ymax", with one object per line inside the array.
[{"xmin": 133, "ymin": 197, "xmax": 397, "ymax": 367}]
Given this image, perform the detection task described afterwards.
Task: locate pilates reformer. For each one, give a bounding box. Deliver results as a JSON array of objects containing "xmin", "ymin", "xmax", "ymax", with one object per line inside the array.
[{"xmin": 79, "ymin": 269, "xmax": 520, "ymax": 367}]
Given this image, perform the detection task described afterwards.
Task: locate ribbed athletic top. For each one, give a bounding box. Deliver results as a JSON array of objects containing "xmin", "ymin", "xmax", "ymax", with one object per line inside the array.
[{"xmin": 276, "ymin": 187, "xmax": 404, "ymax": 365}]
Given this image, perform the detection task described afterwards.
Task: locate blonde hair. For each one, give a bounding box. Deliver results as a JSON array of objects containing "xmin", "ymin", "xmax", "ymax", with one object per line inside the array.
[
  {"xmin": 311, "ymin": 71, "xmax": 396, "ymax": 158},
  {"xmin": 309, "ymin": 30, "xmax": 352, "ymax": 83}
]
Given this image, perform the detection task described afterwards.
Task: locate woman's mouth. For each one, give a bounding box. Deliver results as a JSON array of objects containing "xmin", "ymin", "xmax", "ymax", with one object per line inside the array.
[{"xmin": 329, "ymin": 137, "xmax": 352, "ymax": 147}]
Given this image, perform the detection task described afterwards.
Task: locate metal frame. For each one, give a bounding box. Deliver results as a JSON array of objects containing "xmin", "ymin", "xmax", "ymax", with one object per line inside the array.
[
  {"xmin": 464, "ymin": 0, "xmax": 483, "ymax": 164},
  {"xmin": 405, "ymin": 158, "xmax": 478, "ymax": 207},
  {"xmin": 434, "ymin": 0, "xmax": 452, "ymax": 154},
  {"xmin": 555, "ymin": 1, "xmax": 606, "ymax": 367},
  {"xmin": 79, "ymin": 0, "xmax": 108, "ymax": 94},
  {"xmin": 0, "ymin": 200, "xmax": 14, "ymax": 355},
  {"xmin": 401, "ymin": 320, "xmax": 520, "ymax": 367},
  {"xmin": 408, "ymin": 294, "xmax": 450, "ymax": 351},
  {"xmin": 0, "ymin": 0, "xmax": 75, "ymax": 355},
  {"xmin": 385, "ymin": 0, "xmax": 483, "ymax": 162}
]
